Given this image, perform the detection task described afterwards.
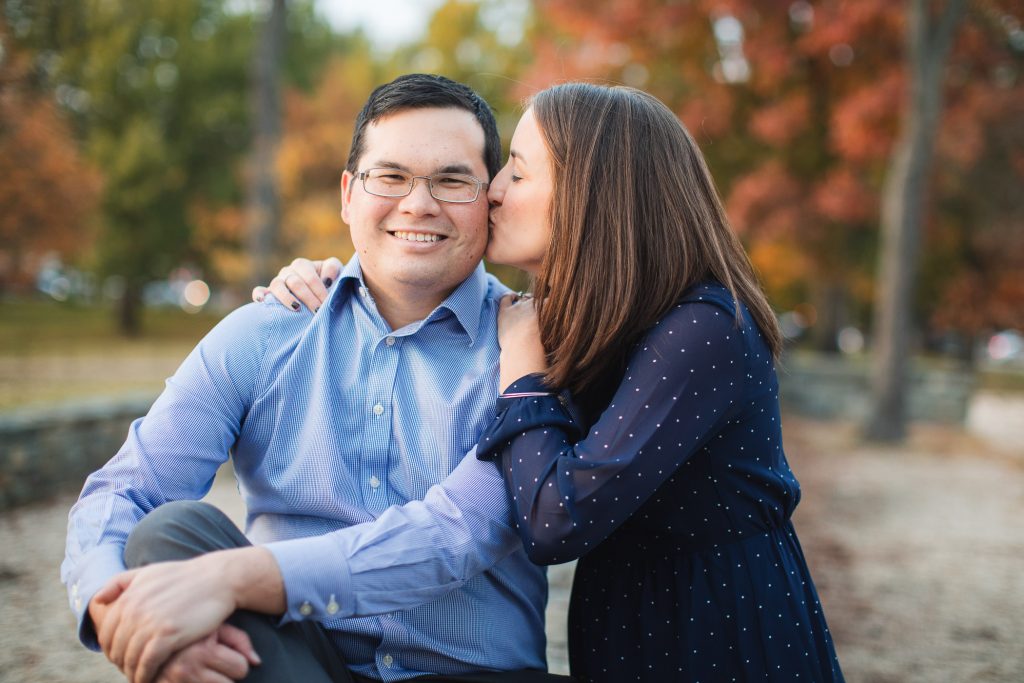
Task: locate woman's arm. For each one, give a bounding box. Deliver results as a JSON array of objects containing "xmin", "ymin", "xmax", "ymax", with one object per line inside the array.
[{"xmin": 479, "ymin": 299, "xmax": 751, "ymax": 564}]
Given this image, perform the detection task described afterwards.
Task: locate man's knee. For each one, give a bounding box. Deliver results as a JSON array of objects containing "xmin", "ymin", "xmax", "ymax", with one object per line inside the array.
[{"xmin": 125, "ymin": 500, "xmax": 247, "ymax": 568}]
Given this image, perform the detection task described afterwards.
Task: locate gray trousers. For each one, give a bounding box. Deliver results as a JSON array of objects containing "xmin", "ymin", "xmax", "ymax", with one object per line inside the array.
[{"xmin": 124, "ymin": 501, "xmax": 572, "ymax": 683}]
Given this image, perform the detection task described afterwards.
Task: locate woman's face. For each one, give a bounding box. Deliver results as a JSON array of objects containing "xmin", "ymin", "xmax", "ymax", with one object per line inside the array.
[{"xmin": 485, "ymin": 108, "xmax": 553, "ymax": 275}]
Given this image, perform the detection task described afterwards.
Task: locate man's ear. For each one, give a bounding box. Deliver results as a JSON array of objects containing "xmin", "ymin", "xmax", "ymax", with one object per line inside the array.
[{"xmin": 340, "ymin": 171, "xmax": 355, "ymax": 224}]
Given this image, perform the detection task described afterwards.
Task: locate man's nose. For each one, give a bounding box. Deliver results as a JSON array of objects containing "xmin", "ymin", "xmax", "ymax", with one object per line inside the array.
[{"xmin": 398, "ymin": 177, "xmax": 441, "ymax": 215}]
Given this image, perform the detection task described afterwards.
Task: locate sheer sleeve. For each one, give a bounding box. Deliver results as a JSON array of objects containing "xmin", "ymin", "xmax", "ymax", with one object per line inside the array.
[{"xmin": 477, "ymin": 298, "xmax": 750, "ymax": 564}]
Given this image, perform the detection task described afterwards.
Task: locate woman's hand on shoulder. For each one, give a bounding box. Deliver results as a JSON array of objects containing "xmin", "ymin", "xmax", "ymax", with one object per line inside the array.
[
  {"xmin": 497, "ymin": 293, "xmax": 548, "ymax": 392},
  {"xmin": 252, "ymin": 257, "xmax": 342, "ymax": 312}
]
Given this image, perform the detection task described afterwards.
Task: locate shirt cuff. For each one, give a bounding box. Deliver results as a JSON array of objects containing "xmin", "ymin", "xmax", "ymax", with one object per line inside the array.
[
  {"xmin": 68, "ymin": 544, "xmax": 129, "ymax": 650},
  {"xmin": 263, "ymin": 533, "xmax": 353, "ymax": 624},
  {"xmin": 477, "ymin": 375, "xmax": 583, "ymax": 461}
]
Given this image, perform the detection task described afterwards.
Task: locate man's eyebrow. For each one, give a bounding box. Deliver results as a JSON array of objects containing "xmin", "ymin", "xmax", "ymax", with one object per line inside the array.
[
  {"xmin": 372, "ymin": 160, "xmax": 478, "ymax": 176},
  {"xmin": 437, "ymin": 163, "xmax": 477, "ymax": 176},
  {"xmin": 371, "ymin": 160, "xmax": 412, "ymax": 172}
]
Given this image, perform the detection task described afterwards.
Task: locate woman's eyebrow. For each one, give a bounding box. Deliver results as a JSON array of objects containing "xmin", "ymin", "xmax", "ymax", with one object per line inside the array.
[{"xmin": 510, "ymin": 149, "xmax": 527, "ymax": 164}]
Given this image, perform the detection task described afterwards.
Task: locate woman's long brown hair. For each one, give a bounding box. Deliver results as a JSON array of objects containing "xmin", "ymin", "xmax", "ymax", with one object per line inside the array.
[{"xmin": 530, "ymin": 83, "xmax": 782, "ymax": 397}]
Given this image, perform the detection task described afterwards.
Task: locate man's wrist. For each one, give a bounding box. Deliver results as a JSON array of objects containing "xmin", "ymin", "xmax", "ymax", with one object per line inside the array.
[
  {"xmin": 86, "ymin": 595, "xmax": 108, "ymax": 635},
  {"xmin": 213, "ymin": 546, "xmax": 285, "ymax": 615}
]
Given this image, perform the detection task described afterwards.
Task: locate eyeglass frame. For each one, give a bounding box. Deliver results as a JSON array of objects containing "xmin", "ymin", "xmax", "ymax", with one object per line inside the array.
[{"xmin": 355, "ymin": 168, "xmax": 490, "ymax": 204}]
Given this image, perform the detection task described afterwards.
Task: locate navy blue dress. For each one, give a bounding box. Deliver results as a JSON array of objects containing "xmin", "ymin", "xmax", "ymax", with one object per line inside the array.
[{"xmin": 478, "ymin": 283, "xmax": 844, "ymax": 682}]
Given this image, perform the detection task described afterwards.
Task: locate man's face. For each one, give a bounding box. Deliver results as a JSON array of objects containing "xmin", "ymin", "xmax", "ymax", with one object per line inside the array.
[{"xmin": 341, "ymin": 107, "xmax": 490, "ymax": 302}]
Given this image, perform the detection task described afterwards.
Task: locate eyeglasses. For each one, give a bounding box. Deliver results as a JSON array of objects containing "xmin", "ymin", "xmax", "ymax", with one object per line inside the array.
[{"xmin": 356, "ymin": 168, "xmax": 489, "ymax": 204}]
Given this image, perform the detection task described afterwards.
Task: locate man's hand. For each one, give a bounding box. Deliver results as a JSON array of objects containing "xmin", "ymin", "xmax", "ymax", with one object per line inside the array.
[
  {"xmin": 93, "ymin": 555, "xmax": 237, "ymax": 683},
  {"xmin": 92, "ymin": 546, "xmax": 284, "ymax": 683},
  {"xmin": 87, "ymin": 592, "xmax": 117, "ymax": 645},
  {"xmin": 155, "ymin": 623, "xmax": 260, "ymax": 683}
]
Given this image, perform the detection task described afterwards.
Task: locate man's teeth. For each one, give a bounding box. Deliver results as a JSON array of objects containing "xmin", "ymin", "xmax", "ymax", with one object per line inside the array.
[{"xmin": 393, "ymin": 231, "xmax": 442, "ymax": 243}]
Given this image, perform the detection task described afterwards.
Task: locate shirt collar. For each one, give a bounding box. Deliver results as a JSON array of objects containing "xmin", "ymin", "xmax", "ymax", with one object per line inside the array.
[{"xmin": 332, "ymin": 255, "xmax": 488, "ymax": 344}]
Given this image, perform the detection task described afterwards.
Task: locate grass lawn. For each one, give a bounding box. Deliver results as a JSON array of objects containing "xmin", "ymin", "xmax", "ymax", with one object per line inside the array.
[
  {"xmin": 3, "ymin": 298, "xmax": 1021, "ymax": 412},
  {"xmin": 0, "ymin": 298, "xmax": 224, "ymax": 411}
]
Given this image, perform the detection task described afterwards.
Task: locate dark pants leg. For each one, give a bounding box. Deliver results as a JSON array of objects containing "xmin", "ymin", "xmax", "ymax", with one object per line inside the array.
[
  {"xmin": 124, "ymin": 500, "xmax": 354, "ymax": 683},
  {"xmin": 126, "ymin": 501, "xmax": 574, "ymax": 683}
]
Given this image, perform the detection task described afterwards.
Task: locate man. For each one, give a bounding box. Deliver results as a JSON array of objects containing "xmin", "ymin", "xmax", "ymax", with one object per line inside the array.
[{"xmin": 62, "ymin": 74, "xmax": 563, "ymax": 683}]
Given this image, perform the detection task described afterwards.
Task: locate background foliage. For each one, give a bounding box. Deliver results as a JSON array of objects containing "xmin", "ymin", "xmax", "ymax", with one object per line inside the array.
[{"xmin": 1, "ymin": 0, "xmax": 1021, "ymax": 353}]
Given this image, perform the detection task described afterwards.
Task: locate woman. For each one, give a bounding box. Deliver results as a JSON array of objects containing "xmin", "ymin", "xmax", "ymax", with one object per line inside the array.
[{"xmin": 260, "ymin": 83, "xmax": 844, "ymax": 682}]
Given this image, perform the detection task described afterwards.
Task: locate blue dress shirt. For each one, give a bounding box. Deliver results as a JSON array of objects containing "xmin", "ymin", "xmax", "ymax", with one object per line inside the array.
[{"xmin": 61, "ymin": 257, "xmax": 547, "ymax": 681}]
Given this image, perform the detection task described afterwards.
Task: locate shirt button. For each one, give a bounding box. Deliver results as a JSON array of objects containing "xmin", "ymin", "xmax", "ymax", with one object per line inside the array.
[
  {"xmin": 385, "ymin": 336, "xmax": 396, "ymax": 346},
  {"xmin": 369, "ymin": 475, "xmax": 381, "ymax": 489},
  {"xmin": 373, "ymin": 403, "xmax": 384, "ymax": 416},
  {"xmin": 326, "ymin": 595, "xmax": 340, "ymax": 615},
  {"xmin": 74, "ymin": 597, "xmax": 82, "ymax": 612},
  {"xmin": 299, "ymin": 601, "xmax": 313, "ymax": 616},
  {"xmin": 383, "ymin": 654, "xmax": 394, "ymax": 667}
]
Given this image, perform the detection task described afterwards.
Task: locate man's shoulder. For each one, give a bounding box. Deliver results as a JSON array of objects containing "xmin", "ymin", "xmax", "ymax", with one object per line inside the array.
[
  {"xmin": 482, "ymin": 271, "xmax": 512, "ymax": 303},
  {"xmin": 199, "ymin": 297, "xmax": 315, "ymax": 358}
]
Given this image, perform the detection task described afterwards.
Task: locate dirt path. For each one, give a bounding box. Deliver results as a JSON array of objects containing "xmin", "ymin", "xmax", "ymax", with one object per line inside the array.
[
  {"xmin": 1, "ymin": 415, "xmax": 1021, "ymax": 682},
  {"xmin": 788, "ymin": 417, "xmax": 1024, "ymax": 683}
]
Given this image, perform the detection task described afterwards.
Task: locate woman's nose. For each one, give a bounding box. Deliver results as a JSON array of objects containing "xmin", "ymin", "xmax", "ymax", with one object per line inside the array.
[{"xmin": 487, "ymin": 169, "xmax": 507, "ymax": 206}]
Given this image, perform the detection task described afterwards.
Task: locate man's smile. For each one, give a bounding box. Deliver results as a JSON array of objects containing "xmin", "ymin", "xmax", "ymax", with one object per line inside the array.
[{"xmin": 388, "ymin": 229, "xmax": 448, "ymax": 243}]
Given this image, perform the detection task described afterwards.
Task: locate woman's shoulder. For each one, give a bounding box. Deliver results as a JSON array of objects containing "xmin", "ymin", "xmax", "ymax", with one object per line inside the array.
[
  {"xmin": 639, "ymin": 282, "xmax": 741, "ymax": 347},
  {"xmin": 648, "ymin": 281, "xmax": 740, "ymax": 332},
  {"xmin": 678, "ymin": 280, "xmax": 738, "ymax": 314}
]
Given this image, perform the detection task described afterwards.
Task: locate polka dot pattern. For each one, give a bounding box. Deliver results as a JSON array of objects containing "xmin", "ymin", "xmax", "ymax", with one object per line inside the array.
[{"xmin": 478, "ymin": 283, "xmax": 844, "ymax": 681}]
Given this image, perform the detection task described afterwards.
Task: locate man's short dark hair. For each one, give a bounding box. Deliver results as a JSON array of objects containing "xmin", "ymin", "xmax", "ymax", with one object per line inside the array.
[{"xmin": 346, "ymin": 73, "xmax": 501, "ymax": 180}]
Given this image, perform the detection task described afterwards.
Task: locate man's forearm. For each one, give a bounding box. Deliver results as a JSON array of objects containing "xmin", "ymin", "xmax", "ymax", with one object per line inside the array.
[{"xmin": 264, "ymin": 451, "xmax": 521, "ymax": 623}]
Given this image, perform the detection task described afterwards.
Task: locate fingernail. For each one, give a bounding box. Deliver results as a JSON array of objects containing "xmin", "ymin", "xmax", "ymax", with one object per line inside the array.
[
  {"xmin": 291, "ymin": 302, "xmax": 300, "ymax": 311},
  {"xmin": 323, "ymin": 277, "xmax": 333, "ymax": 288},
  {"xmin": 252, "ymin": 652, "xmax": 262, "ymax": 665}
]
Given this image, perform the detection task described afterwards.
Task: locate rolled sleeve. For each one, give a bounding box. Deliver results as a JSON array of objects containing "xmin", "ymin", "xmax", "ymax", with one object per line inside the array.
[{"xmin": 61, "ymin": 302, "xmax": 278, "ymax": 647}]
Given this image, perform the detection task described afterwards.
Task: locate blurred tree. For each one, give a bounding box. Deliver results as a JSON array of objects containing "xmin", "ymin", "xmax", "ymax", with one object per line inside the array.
[
  {"xmin": 923, "ymin": 3, "xmax": 1024, "ymax": 349},
  {"xmin": 520, "ymin": 0, "xmax": 1023, "ymax": 360},
  {"xmin": 866, "ymin": 0, "xmax": 967, "ymax": 442},
  {"xmin": 520, "ymin": 0, "xmax": 894, "ymax": 349},
  {"xmin": 4, "ymin": 0, "xmax": 336, "ymax": 333},
  {"xmin": 277, "ymin": 35, "xmax": 380, "ymax": 263},
  {"xmin": 6, "ymin": 0, "xmax": 254, "ymax": 333},
  {"xmin": 246, "ymin": 0, "xmax": 286, "ymax": 289},
  {"xmin": 390, "ymin": 0, "xmax": 534, "ymax": 127},
  {"xmin": 0, "ymin": 20, "xmax": 100, "ymax": 294}
]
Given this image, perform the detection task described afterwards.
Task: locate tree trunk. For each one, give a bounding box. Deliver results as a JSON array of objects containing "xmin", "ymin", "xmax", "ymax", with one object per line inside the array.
[
  {"xmin": 864, "ymin": 0, "xmax": 966, "ymax": 442},
  {"xmin": 810, "ymin": 282, "xmax": 847, "ymax": 353},
  {"xmin": 118, "ymin": 281, "xmax": 142, "ymax": 337},
  {"xmin": 246, "ymin": 0, "xmax": 287, "ymax": 289}
]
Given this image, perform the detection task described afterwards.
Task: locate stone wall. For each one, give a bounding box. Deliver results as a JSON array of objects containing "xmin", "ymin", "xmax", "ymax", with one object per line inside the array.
[
  {"xmin": 0, "ymin": 394, "xmax": 154, "ymax": 510},
  {"xmin": 777, "ymin": 352, "xmax": 975, "ymax": 423},
  {"xmin": 0, "ymin": 353, "xmax": 976, "ymax": 510}
]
